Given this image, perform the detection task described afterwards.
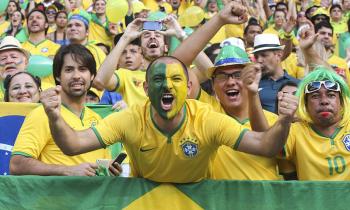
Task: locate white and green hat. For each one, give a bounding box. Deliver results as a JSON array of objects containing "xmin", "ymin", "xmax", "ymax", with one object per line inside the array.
[{"xmin": 208, "ymin": 38, "xmax": 251, "ymax": 78}]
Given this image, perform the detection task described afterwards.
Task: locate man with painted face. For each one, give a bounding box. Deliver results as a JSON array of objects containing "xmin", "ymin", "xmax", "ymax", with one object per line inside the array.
[{"xmin": 40, "ymin": 54, "xmax": 297, "ymax": 183}]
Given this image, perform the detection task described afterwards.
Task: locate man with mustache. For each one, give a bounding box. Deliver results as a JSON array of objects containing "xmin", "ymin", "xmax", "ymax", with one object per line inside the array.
[
  {"xmin": 0, "ymin": 36, "xmax": 30, "ymax": 101},
  {"xmin": 10, "ymin": 44, "xmax": 117, "ymax": 176}
]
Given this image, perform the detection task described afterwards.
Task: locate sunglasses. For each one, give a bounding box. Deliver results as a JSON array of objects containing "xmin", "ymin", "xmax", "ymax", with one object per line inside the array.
[
  {"xmin": 213, "ymin": 71, "xmax": 241, "ymax": 82},
  {"xmin": 305, "ymin": 80, "xmax": 341, "ymax": 94},
  {"xmin": 46, "ymin": 10, "xmax": 56, "ymax": 15}
]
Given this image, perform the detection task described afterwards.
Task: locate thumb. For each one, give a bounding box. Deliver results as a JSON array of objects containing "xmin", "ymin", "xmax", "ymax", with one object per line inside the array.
[{"xmin": 55, "ymin": 85, "xmax": 62, "ymax": 95}]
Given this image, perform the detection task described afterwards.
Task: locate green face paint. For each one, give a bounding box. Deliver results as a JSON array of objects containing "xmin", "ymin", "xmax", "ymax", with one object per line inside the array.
[{"xmin": 148, "ymin": 62, "xmax": 188, "ymax": 120}]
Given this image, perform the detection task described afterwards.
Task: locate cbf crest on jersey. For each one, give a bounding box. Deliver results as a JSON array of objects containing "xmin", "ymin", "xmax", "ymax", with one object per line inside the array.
[
  {"xmin": 180, "ymin": 138, "xmax": 198, "ymax": 158},
  {"xmin": 343, "ymin": 134, "xmax": 350, "ymax": 151}
]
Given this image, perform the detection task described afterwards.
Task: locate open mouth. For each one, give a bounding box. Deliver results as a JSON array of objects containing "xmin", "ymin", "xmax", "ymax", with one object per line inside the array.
[
  {"xmin": 148, "ymin": 41, "xmax": 159, "ymax": 48},
  {"xmin": 125, "ymin": 60, "xmax": 133, "ymax": 65},
  {"xmin": 225, "ymin": 89, "xmax": 239, "ymax": 99},
  {"xmin": 70, "ymin": 82, "xmax": 84, "ymax": 89},
  {"xmin": 161, "ymin": 93, "xmax": 174, "ymax": 111}
]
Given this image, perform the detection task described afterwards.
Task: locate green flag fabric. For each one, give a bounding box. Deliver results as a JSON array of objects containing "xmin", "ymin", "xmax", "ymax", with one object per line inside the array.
[{"xmin": 0, "ymin": 176, "xmax": 349, "ymax": 209}]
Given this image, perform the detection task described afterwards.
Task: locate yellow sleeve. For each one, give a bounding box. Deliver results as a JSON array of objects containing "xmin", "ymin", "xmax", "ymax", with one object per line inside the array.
[
  {"xmin": 114, "ymin": 69, "xmax": 127, "ymax": 93},
  {"xmin": 203, "ymin": 110, "xmax": 248, "ymax": 149},
  {"xmin": 91, "ymin": 107, "xmax": 136, "ymax": 146},
  {"xmin": 12, "ymin": 107, "xmax": 50, "ymax": 158},
  {"xmin": 279, "ymin": 123, "xmax": 297, "ymax": 160}
]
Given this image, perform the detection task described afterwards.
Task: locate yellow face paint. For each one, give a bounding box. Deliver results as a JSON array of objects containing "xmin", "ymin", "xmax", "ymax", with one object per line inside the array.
[{"xmin": 148, "ymin": 62, "xmax": 188, "ymax": 120}]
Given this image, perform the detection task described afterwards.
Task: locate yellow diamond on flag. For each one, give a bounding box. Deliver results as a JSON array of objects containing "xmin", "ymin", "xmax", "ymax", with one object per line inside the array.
[{"xmin": 124, "ymin": 184, "xmax": 204, "ymax": 210}]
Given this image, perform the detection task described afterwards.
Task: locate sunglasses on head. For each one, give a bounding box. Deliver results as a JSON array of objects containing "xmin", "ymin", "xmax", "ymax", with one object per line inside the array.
[{"xmin": 305, "ymin": 80, "xmax": 341, "ymax": 94}]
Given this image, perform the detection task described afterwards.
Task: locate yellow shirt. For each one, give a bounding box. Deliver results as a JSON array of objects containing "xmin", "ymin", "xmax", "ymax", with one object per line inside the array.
[
  {"xmin": 225, "ymin": 24, "xmax": 244, "ymax": 39},
  {"xmin": 0, "ymin": 21, "xmax": 10, "ymax": 35},
  {"xmin": 114, "ymin": 68, "xmax": 147, "ymax": 107},
  {"xmin": 12, "ymin": 105, "xmax": 111, "ymax": 165},
  {"xmin": 85, "ymin": 42, "xmax": 106, "ymax": 70},
  {"xmin": 331, "ymin": 20, "xmax": 348, "ymax": 36},
  {"xmin": 209, "ymin": 26, "xmax": 226, "ymax": 44},
  {"xmin": 199, "ymin": 90, "xmax": 280, "ymax": 180},
  {"xmin": 92, "ymin": 99, "xmax": 247, "ymax": 183},
  {"xmin": 282, "ymin": 122, "xmax": 350, "ymax": 180},
  {"xmin": 22, "ymin": 39, "xmax": 60, "ymax": 58},
  {"xmin": 88, "ymin": 21, "xmax": 114, "ymax": 48},
  {"xmin": 282, "ymin": 53, "xmax": 305, "ymax": 79},
  {"xmin": 327, "ymin": 54, "xmax": 350, "ymax": 86}
]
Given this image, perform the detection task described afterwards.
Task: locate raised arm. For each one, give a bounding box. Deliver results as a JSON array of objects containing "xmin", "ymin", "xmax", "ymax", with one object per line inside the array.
[
  {"xmin": 237, "ymin": 92, "xmax": 298, "ymax": 157},
  {"xmin": 41, "ymin": 86, "xmax": 102, "ymax": 155},
  {"xmin": 93, "ymin": 18, "xmax": 145, "ymax": 91},
  {"xmin": 173, "ymin": 1, "xmax": 248, "ymax": 66},
  {"xmin": 241, "ymin": 64, "xmax": 269, "ymax": 131}
]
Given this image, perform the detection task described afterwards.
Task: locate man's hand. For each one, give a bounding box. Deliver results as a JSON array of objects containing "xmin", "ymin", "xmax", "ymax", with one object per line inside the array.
[
  {"xmin": 108, "ymin": 23, "xmax": 120, "ymax": 35},
  {"xmin": 123, "ymin": 18, "xmax": 147, "ymax": 41},
  {"xmin": 112, "ymin": 100, "xmax": 128, "ymax": 111},
  {"xmin": 40, "ymin": 86, "xmax": 62, "ymax": 121},
  {"xmin": 283, "ymin": 15, "xmax": 296, "ymax": 34},
  {"xmin": 64, "ymin": 163, "xmax": 98, "ymax": 176},
  {"xmin": 109, "ymin": 161, "xmax": 123, "ymax": 176},
  {"xmin": 160, "ymin": 15, "xmax": 185, "ymax": 40},
  {"xmin": 218, "ymin": 1, "xmax": 248, "ymax": 25},
  {"xmin": 241, "ymin": 64, "xmax": 262, "ymax": 94},
  {"xmin": 277, "ymin": 92, "xmax": 299, "ymax": 122},
  {"xmin": 299, "ymin": 24, "xmax": 318, "ymax": 51}
]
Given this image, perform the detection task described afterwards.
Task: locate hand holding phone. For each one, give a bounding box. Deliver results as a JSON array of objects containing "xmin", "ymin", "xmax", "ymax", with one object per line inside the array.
[
  {"xmin": 143, "ymin": 21, "xmax": 163, "ymax": 31},
  {"xmin": 113, "ymin": 152, "xmax": 127, "ymax": 165}
]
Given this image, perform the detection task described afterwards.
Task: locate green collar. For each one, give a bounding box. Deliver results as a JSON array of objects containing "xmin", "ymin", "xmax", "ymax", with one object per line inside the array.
[
  {"xmin": 231, "ymin": 115, "xmax": 249, "ymax": 125},
  {"xmin": 27, "ymin": 39, "xmax": 46, "ymax": 47},
  {"xmin": 310, "ymin": 124, "xmax": 342, "ymax": 139},
  {"xmin": 62, "ymin": 103, "xmax": 86, "ymax": 121},
  {"xmin": 91, "ymin": 13, "xmax": 110, "ymax": 32},
  {"xmin": 150, "ymin": 104, "xmax": 187, "ymax": 143}
]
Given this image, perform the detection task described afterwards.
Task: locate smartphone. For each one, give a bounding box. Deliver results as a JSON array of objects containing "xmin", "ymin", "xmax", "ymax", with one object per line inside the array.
[
  {"xmin": 143, "ymin": 21, "xmax": 163, "ymax": 31},
  {"xmin": 113, "ymin": 152, "xmax": 127, "ymax": 165}
]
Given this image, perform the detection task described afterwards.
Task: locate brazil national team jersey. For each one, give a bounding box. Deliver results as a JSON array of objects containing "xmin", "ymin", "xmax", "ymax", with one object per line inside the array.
[
  {"xmin": 12, "ymin": 105, "xmax": 111, "ymax": 165},
  {"xmin": 22, "ymin": 39, "xmax": 60, "ymax": 58},
  {"xmin": 114, "ymin": 68, "xmax": 147, "ymax": 107},
  {"xmin": 198, "ymin": 90, "xmax": 280, "ymax": 180},
  {"xmin": 92, "ymin": 99, "xmax": 248, "ymax": 183},
  {"xmin": 282, "ymin": 122, "xmax": 350, "ymax": 180}
]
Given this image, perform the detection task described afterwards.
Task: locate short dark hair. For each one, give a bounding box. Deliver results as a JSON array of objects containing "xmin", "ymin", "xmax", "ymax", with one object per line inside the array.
[
  {"xmin": 330, "ymin": 4, "xmax": 342, "ymax": 13},
  {"xmin": 26, "ymin": 9, "xmax": 49, "ymax": 34},
  {"xmin": 4, "ymin": 72, "xmax": 42, "ymax": 102},
  {"xmin": 55, "ymin": 10, "xmax": 67, "ymax": 20},
  {"xmin": 273, "ymin": 9, "xmax": 287, "ymax": 19},
  {"xmin": 244, "ymin": 18, "xmax": 262, "ymax": 35},
  {"xmin": 276, "ymin": 2, "xmax": 288, "ymax": 10},
  {"xmin": 114, "ymin": 33, "xmax": 140, "ymax": 46},
  {"xmin": 53, "ymin": 44, "xmax": 97, "ymax": 85},
  {"xmin": 314, "ymin": 20, "xmax": 334, "ymax": 35},
  {"xmin": 145, "ymin": 56, "xmax": 188, "ymax": 82}
]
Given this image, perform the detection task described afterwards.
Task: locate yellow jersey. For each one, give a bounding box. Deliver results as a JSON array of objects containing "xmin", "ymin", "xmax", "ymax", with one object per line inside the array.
[
  {"xmin": 0, "ymin": 21, "xmax": 10, "ymax": 35},
  {"xmin": 114, "ymin": 68, "xmax": 147, "ymax": 107},
  {"xmin": 92, "ymin": 99, "xmax": 247, "ymax": 183},
  {"xmin": 198, "ymin": 90, "xmax": 280, "ymax": 180},
  {"xmin": 281, "ymin": 122, "xmax": 350, "ymax": 180},
  {"xmin": 281, "ymin": 53, "xmax": 305, "ymax": 79},
  {"xmin": 22, "ymin": 39, "xmax": 60, "ymax": 58},
  {"xmin": 88, "ymin": 19, "xmax": 114, "ymax": 48},
  {"xmin": 12, "ymin": 105, "xmax": 111, "ymax": 165},
  {"xmin": 328, "ymin": 54, "xmax": 350, "ymax": 86},
  {"xmin": 85, "ymin": 42, "xmax": 106, "ymax": 70}
]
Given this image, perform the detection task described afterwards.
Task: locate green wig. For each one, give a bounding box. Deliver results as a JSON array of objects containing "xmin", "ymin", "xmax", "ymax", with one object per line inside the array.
[{"xmin": 296, "ymin": 66, "xmax": 350, "ymax": 126}]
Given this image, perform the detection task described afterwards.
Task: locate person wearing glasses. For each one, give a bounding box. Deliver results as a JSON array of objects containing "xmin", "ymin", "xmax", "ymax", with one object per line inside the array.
[{"xmin": 280, "ymin": 67, "xmax": 350, "ymax": 180}]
